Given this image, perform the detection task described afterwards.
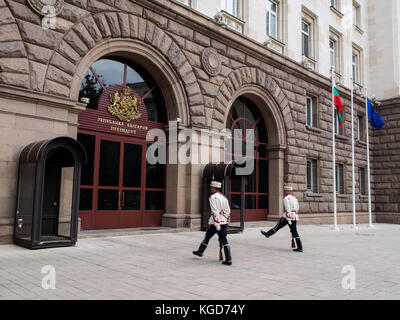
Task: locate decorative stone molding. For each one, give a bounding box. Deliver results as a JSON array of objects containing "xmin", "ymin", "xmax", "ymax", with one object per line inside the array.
[
  {"xmin": 214, "ymin": 10, "xmax": 245, "ymax": 34},
  {"xmin": 27, "ymin": 0, "xmax": 64, "ymax": 17},
  {"xmin": 263, "ymin": 36, "xmax": 285, "ymax": 55},
  {"xmin": 301, "ymin": 55, "xmax": 316, "ymax": 71},
  {"xmin": 201, "ymin": 47, "xmax": 221, "ymax": 77},
  {"xmin": 353, "ymin": 82, "xmax": 363, "ymax": 95}
]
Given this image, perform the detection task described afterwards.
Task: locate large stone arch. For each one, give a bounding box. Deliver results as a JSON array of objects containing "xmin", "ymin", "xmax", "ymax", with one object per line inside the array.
[
  {"xmin": 37, "ymin": 11, "xmax": 206, "ymax": 126},
  {"xmin": 69, "ymin": 38, "xmax": 191, "ymax": 126},
  {"xmin": 212, "ymin": 67, "xmax": 293, "ymax": 220}
]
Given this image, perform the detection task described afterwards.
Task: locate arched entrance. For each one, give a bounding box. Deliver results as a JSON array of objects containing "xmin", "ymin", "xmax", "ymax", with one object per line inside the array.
[
  {"xmin": 77, "ymin": 57, "xmax": 167, "ymax": 230},
  {"xmin": 226, "ymin": 97, "xmax": 269, "ymax": 222}
]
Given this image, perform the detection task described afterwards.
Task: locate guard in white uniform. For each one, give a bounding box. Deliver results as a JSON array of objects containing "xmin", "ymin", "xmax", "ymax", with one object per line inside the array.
[
  {"xmin": 260, "ymin": 184, "xmax": 303, "ymax": 252},
  {"xmin": 193, "ymin": 181, "xmax": 232, "ymax": 265}
]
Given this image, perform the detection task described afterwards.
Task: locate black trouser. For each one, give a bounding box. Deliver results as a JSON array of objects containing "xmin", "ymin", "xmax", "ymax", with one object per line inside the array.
[
  {"xmin": 273, "ymin": 217, "xmax": 300, "ymax": 238},
  {"xmin": 203, "ymin": 225, "xmax": 229, "ymax": 246}
]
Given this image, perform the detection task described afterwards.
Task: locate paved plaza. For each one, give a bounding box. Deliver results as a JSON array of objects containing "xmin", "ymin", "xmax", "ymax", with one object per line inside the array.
[{"xmin": 0, "ymin": 223, "xmax": 400, "ymax": 300}]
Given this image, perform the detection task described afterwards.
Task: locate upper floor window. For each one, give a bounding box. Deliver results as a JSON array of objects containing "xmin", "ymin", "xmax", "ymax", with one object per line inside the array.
[
  {"xmin": 302, "ymin": 21, "xmax": 310, "ymax": 58},
  {"xmin": 329, "ymin": 39, "xmax": 336, "ymax": 69},
  {"xmin": 352, "ymin": 46, "xmax": 363, "ymax": 84},
  {"xmin": 353, "ymin": 1, "xmax": 361, "ymax": 27},
  {"xmin": 222, "ymin": 0, "xmax": 238, "ymax": 17},
  {"xmin": 266, "ymin": 0, "xmax": 278, "ymax": 39}
]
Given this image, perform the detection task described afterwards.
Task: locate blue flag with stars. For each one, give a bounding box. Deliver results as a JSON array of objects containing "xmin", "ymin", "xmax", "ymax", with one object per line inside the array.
[{"xmin": 367, "ymin": 98, "xmax": 385, "ymax": 130}]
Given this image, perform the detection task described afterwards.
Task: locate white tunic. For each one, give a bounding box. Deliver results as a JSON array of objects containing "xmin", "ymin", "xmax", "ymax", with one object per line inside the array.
[
  {"xmin": 208, "ymin": 192, "xmax": 231, "ymax": 226},
  {"xmin": 283, "ymin": 194, "xmax": 299, "ymax": 221}
]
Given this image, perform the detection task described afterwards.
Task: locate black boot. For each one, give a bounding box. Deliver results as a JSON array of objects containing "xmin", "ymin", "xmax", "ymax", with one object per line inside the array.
[
  {"xmin": 222, "ymin": 245, "xmax": 232, "ymax": 265},
  {"xmin": 293, "ymin": 237, "xmax": 303, "ymax": 252},
  {"xmin": 193, "ymin": 242, "xmax": 207, "ymax": 257},
  {"xmin": 261, "ymin": 228, "xmax": 276, "ymax": 238}
]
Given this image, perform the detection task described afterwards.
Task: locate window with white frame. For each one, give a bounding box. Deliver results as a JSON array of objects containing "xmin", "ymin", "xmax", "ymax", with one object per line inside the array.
[
  {"xmin": 352, "ymin": 46, "xmax": 362, "ymax": 84},
  {"xmin": 353, "ymin": 1, "xmax": 360, "ymax": 27},
  {"xmin": 329, "ymin": 39, "xmax": 336, "ymax": 69},
  {"xmin": 266, "ymin": 0, "xmax": 278, "ymax": 39},
  {"xmin": 335, "ymin": 163, "xmax": 344, "ymax": 194},
  {"xmin": 307, "ymin": 159, "xmax": 318, "ymax": 193},
  {"xmin": 222, "ymin": 0, "xmax": 238, "ymax": 17},
  {"xmin": 329, "ymin": 28, "xmax": 342, "ymax": 74},
  {"xmin": 358, "ymin": 167, "xmax": 366, "ymax": 195},
  {"xmin": 302, "ymin": 21, "xmax": 310, "ymax": 58}
]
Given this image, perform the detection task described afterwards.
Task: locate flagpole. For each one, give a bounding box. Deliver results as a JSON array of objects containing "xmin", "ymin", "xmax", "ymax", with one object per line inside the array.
[
  {"xmin": 351, "ymin": 79, "xmax": 357, "ymax": 230},
  {"xmin": 365, "ymin": 87, "xmax": 374, "ymax": 228},
  {"xmin": 332, "ymin": 68, "xmax": 339, "ymax": 231}
]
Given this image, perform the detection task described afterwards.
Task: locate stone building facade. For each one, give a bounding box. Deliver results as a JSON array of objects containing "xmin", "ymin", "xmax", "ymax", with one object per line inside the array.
[{"xmin": 0, "ymin": 0, "xmax": 387, "ymax": 244}]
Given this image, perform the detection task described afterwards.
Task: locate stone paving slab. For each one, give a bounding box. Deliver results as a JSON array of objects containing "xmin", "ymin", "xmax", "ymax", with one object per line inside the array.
[{"xmin": 0, "ymin": 224, "xmax": 399, "ymax": 300}]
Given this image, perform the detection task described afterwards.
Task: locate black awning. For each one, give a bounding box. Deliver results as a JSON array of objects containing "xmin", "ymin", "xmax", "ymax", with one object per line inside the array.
[{"xmin": 19, "ymin": 136, "xmax": 87, "ymax": 165}]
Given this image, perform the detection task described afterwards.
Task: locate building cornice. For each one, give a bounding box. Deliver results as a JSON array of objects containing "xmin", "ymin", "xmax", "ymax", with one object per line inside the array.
[{"xmin": 0, "ymin": 84, "xmax": 86, "ymax": 113}]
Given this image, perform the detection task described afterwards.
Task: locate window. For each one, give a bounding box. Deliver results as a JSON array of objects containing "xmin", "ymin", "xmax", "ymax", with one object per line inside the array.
[
  {"xmin": 266, "ymin": 0, "xmax": 278, "ymax": 39},
  {"xmin": 357, "ymin": 115, "xmax": 365, "ymax": 141},
  {"xmin": 329, "ymin": 39, "xmax": 336, "ymax": 69},
  {"xmin": 352, "ymin": 53, "xmax": 358, "ymax": 83},
  {"xmin": 352, "ymin": 46, "xmax": 363, "ymax": 84},
  {"xmin": 353, "ymin": 1, "xmax": 360, "ymax": 27},
  {"xmin": 306, "ymin": 97, "xmax": 313, "ymax": 126},
  {"xmin": 301, "ymin": 21, "xmax": 310, "ymax": 58},
  {"xmin": 307, "ymin": 159, "xmax": 318, "ymax": 193},
  {"xmin": 329, "ymin": 28, "xmax": 342, "ymax": 74},
  {"xmin": 334, "ymin": 108, "xmax": 344, "ymax": 135},
  {"xmin": 221, "ymin": 0, "xmax": 238, "ymax": 17},
  {"xmin": 358, "ymin": 167, "xmax": 366, "ymax": 195},
  {"xmin": 335, "ymin": 164, "xmax": 344, "ymax": 194},
  {"xmin": 306, "ymin": 96, "xmax": 318, "ymax": 127}
]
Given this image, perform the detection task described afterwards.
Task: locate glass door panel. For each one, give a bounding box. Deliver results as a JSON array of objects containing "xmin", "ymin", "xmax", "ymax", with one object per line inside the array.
[
  {"xmin": 99, "ymin": 140, "xmax": 120, "ymax": 186},
  {"xmin": 97, "ymin": 189, "xmax": 119, "ymax": 210},
  {"xmin": 122, "ymin": 190, "xmax": 141, "ymax": 210},
  {"xmin": 123, "ymin": 143, "xmax": 142, "ymax": 188}
]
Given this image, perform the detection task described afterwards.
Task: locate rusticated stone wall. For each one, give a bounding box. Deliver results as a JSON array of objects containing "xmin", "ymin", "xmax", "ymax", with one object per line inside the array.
[
  {"xmin": 372, "ymin": 97, "xmax": 400, "ymax": 224},
  {"xmin": 0, "ymin": 0, "xmax": 377, "ymax": 243}
]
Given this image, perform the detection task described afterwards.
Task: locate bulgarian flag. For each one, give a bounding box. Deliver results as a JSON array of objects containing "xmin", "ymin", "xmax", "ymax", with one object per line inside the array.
[{"xmin": 333, "ymin": 81, "xmax": 344, "ymax": 127}]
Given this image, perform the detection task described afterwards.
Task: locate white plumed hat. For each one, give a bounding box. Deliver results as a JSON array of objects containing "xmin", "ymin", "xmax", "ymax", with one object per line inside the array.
[
  {"xmin": 210, "ymin": 181, "xmax": 222, "ymax": 188},
  {"xmin": 283, "ymin": 184, "xmax": 293, "ymax": 191}
]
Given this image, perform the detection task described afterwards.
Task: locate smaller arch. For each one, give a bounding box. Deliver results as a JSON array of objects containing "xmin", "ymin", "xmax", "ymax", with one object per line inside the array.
[
  {"xmin": 212, "ymin": 67, "xmax": 294, "ymax": 145},
  {"xmin": 222, "ymin": 84, "xmax": 287, "ymax": 147}
]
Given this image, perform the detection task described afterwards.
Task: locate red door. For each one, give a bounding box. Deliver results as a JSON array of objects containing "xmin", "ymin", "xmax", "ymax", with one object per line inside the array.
[{"xmin": 78, "ymin": 131, "xmax": 166, "ymax": 230}]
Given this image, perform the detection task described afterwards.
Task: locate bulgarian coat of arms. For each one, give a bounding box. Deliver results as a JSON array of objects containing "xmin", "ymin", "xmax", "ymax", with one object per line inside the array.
[{"xmin": 107, "ymin": 87, "xmax": 141, "ymax": 122}]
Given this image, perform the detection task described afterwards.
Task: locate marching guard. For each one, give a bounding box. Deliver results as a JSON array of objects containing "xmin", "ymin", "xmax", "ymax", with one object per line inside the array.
[
  {"xmin": 193, "ymin": 181, "xmax": 232, "ymax": 265},
  {"xmin": 260, "ymin": 184, "xmax": 303, "ymax": 252}
]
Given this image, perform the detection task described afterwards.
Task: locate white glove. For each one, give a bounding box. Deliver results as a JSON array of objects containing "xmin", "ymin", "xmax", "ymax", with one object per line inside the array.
[{"xmin": 215, "ymin": 224, "xmax": 221, "ymax": 231}]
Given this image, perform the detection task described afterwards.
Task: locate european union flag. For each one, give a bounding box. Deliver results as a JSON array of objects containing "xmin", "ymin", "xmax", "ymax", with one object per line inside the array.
[{"xmin": 367, "ymin": 98, "xmax": 385, "ymax": 130}]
